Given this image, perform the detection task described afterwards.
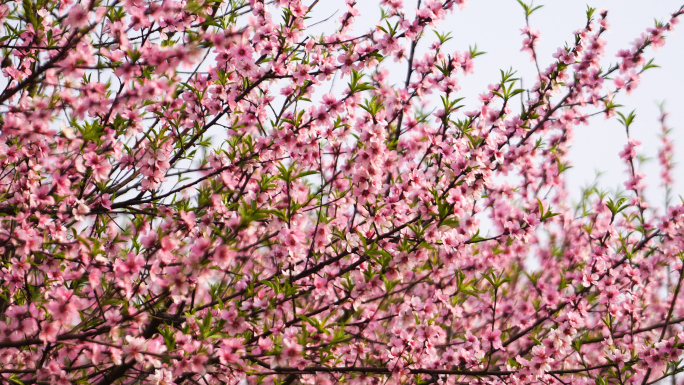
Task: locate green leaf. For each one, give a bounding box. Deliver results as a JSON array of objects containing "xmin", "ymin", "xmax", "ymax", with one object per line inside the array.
[
  {"xmin": 295, "ymin": 170, "xmax": 319, "ymax": 179},
  {"xmin": 469, "ymin": 44, "xmax": 486, "ymax": 58},
  {"xmin": 617, "ymin": 110, "xmax": 637, "ymax": 130},
  {"xmin": 433, "ymin": 30, "xmax": 453, "ymax": 44},
  {"xmin": 516, "ymin": 0, "xmax": 543, "ymax": 17}
]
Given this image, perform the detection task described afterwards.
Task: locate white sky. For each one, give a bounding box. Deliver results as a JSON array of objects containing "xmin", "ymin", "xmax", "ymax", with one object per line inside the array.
[{"xmin": 309, "ymin": 0, "xmax": 684, "ymax": 209}]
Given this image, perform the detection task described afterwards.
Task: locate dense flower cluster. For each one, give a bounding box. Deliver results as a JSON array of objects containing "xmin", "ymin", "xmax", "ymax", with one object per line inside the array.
[{"xmin": 0, "ymin": 0, "xmax": 683, "ymax": 384}]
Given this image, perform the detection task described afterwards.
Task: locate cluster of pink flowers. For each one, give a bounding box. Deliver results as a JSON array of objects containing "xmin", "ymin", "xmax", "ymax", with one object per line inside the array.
[
  {"xmin": 658, "ymin": 109, "xmax": 675, "ymax": 192},
  {"xmin": 0, "ymin": 1, "xmax": 683, "ymax": 385}
]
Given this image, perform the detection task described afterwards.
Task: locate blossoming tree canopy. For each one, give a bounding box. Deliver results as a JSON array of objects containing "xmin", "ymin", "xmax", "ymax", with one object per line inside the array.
[{"xmin": 1, "ymin": 0, "xmax": 684, "ymax": 384}]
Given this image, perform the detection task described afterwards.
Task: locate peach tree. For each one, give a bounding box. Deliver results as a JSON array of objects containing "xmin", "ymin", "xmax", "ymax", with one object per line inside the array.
[{"xmin": 0, "ymin": 0, "xmax": 684, "ymax": 385}]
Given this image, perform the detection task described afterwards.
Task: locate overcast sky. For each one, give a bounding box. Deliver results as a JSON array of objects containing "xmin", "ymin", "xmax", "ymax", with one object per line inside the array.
[{"xmin": 310, "ymin": 0, "xmax": 684, "ymax": 209}]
